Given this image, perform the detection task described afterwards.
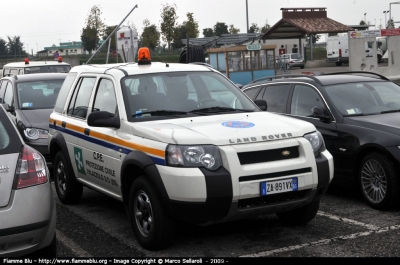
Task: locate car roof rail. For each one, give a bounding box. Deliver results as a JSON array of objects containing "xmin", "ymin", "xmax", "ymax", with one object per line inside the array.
[
  {"xmin": 320, "ymin": 71, "xmax": 390, "ymax": 81},
  {"xmin": 250, "ymin": 74, "xmax": 323, "ymax": 86}
]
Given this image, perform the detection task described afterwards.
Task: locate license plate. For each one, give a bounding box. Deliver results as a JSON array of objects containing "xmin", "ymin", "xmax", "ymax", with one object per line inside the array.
[{"xmin": 260, "ymin": 177, "xmax": 298, "ymax": 196}]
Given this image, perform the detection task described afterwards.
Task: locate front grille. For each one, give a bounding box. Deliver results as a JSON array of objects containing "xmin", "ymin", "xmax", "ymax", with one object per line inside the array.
[
  {"xmin": 239, "ymin": 167, "xmax": 311, "ymax": 182},
  {"xmin": 237, "ymin": 146, "xmax": 299, "ymax": 165},
  {"xmin": 238, "ymin": 190, "xmax": 309, "ymax": 209}
]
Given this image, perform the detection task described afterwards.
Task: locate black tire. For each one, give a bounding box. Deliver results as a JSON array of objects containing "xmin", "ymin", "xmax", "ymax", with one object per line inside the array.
[
  {"xmin": 300, "ymin": 66, "xmax": 305, "ymax": 69},
  {"xmin": 276, "ymin": 199, "xmax": 320, "ymax": 225},
  {"xmin": 359, "ymin": 152, "xmax": 400, "ymax": 210},
  {"xmin": 54, "ymin": 151, "xmax": 83, "ymax": 204},
  {"xmin": 335, "ymin": 62, "xmax": 343, "ymax": 66},
  {"xmin": 33, "ymin": 233, "xmax": 56, "ymax": 258},
  {"xmin": 129, "ymin": 176, "xmax": 175, "ymax": 250}
]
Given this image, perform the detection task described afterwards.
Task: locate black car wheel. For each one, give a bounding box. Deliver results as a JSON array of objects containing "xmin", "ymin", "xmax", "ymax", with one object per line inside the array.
[
  {"xmin": 129, "ymin": 176, "xmax": 175, "ymax": 250},
  {"xmin": 54, "ymin": 151, "xmax": 83, "ymax": 204},
  {"xmin": 335, "ymin": 62, "xmax": 343, "ymax": 66},
  {"xmin": 359, "ymin": 152, "xmax": 400, "ymax": 210},
  {"xmin": 276, "ymin": 199, "xmax": 320, "ymax": 225}
]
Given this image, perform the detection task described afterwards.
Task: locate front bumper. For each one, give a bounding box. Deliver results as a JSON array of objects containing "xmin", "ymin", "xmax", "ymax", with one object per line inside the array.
[
  {"xmin": 0, "ymin": 181, "xmax": 56, "ymax": 257},
  {"xmin": 157, "ymin": 146, "xmax": 333, "ymax": 225}
]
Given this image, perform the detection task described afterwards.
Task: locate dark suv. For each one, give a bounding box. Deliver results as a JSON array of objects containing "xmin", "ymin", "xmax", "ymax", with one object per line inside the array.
[{"xmin": 241, "ymin": 72, "xmax": 400, "ymax": 210}]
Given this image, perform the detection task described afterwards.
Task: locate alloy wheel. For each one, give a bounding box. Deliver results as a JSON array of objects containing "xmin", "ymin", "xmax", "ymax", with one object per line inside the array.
[
  {"xmin": 134, "ymin": 191, "xmax": 154, "ymax": 237},
  {"xmin": 360, "ymin": 159, "xmax": 388, "ymax": 203}
]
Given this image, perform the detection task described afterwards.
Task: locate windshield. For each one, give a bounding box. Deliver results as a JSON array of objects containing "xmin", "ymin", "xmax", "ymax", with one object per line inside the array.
[
  {"xmin": 122, "ymin": 71, "xmax": 258, "ymax": 120},
  {"xmin": 325, "ymin": 81, "xmax": 400, "ymax": 116},
  {"xmin": 17, "ymin": 80, "xmax": 65, "ymax": 109},
  {"xmin": 24, "ymin": 65, "xmax": 71, "ymax": 74},
  {"xmin": 291, "ymin": 54, "xmax": 302, "ymax": 59}
]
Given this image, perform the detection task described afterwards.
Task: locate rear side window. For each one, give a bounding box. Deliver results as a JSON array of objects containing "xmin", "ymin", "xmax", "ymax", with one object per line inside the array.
[
  {"xmin": 0, "ymin": 108, "xmax": 21, "ymax": 153},
  {"xmin": 259, "ymin": 84, "xmax": 291, "ymax": 113},
  {"xmin": 54, "ymin": 73, "xmax": 77, "ymax": 113},
  {"xmin": 67, "ymin": 77, "xmax": 96, "ymax": 119},
  {"xmin": 92, "ymin": 79, "xmax": 117, "ymax": 115}
]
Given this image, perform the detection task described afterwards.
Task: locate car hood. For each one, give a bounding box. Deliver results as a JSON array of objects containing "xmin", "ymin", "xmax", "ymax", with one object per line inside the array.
[
  {"xmin": 129, "ymin": 112, "xmax": 316, "ymax": 145},
  {"xmin": 19, "ymin": 109, "xmax": 53, "ymax": 129},
  {"xmin": 344, "ymin": 113, "xmax": 400, "ymax": 136}
]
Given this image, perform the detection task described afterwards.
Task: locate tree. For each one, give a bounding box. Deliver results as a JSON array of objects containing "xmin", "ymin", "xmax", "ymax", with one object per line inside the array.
[
  {"xmin": 203, "ymin": 28, "xmax": 214, "ymax": 37},
  {"xmin": 260, "ymin": 21, "xmax": 271, "ymax": 33},
  {"xmin": 172, "ymin": 23, "xmax": 187, "ymax": 49},
  {"xmin": 141, "ymin": 19, "xmax": 160, "ymax": 50},
  {"xmin": 81, "ymin": 5, "xmax": 106, "ymax": 54},
  {"xmin": 213, "ymin": 22, "xmax": 229, "ymax": 36},
  {"xmin": 101, "ymin": 25, "xmax": 117, "ymax": 52},
  {"xmin": 249, "ymin": 23, "xmax": 260, "ymax": 33},
  {"xmin": 229, "ymin": 24, "xmax": 240, "ymax": 34},
  {"xmin": 0, "ymin": 38, "xmax": 8, "ymax": 57},
  {"xmin": 160, "ymin": 3, "xmax": 178, "ymax": 52},
  {"xmin": 359, "ymin": 20, "xmax": 366, "ymax": 25},
  {"xmin": 306, "ymin": 34, "xmax": 321, "ymax": 44},
  {"xmin": 81, "ymin": 26, "xmax": 97, "ymax": 54},
  {"xmin": 185, "ymin": 13, "xmax": 199, "ymax": 38},
  {"xmin": 387, "ymin": 18, "xmax": 395, "ymax": 29},
  {"xmin": 7, "ymin": 36, "xmax": 24, "ymax": 57}
]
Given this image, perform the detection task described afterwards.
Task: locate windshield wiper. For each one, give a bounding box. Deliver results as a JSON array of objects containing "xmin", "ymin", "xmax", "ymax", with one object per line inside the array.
[
  {"xmin": 132, "ymin": 110, "xmax": 188, "ymax": 117},
  {"xmin": 189, "ymin": 107, "xmax": 254, "ymax": 114},
  {"xmin": 381, "ymin": 109, "xmax": 400, "ymax": 114}
]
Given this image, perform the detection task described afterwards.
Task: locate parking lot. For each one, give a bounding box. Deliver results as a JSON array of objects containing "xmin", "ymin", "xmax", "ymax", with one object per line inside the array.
[{"xmin": 54, "ymin": 178, "xmax": 400, "ymax": 257}]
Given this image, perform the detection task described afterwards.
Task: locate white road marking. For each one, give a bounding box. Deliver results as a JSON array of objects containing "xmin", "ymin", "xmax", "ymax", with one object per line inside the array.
[
  {"xmin": 241, "ymin": 210, "xmax": 400, "ymax": 257},
  {"xmin": 317, "ymin": 211, "xmax": 380, "ymax": 230},
  {"xmin": 56, "ymin": 229, "xmax": 91, "ymax": 257},
  {"xmin": 242, "ymin": 225, "xmax": 400, "ymax": 257}
]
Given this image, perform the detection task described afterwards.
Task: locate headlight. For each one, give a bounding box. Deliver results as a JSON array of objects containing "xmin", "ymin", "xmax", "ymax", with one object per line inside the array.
[
  {"xmin": 167, "ymin": 145, "xmax": 222, "ymax": 170},
  {"xmin": 304, "ymin": 131, "xmax": 325, "ymax": 157},
  {"xmin": 24, "ymin": 128, "xmax": 48, "ymax": 140}
]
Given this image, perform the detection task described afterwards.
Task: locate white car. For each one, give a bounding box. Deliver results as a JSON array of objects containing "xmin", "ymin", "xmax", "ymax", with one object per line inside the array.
[{"xmin": 48, "ymin": 47, "xmax": 334, "ymax": 250}]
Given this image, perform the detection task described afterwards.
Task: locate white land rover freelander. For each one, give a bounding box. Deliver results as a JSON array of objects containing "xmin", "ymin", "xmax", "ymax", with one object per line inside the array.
[{"xmin": 48, "ymin": 48, "xmax": 334, "ymax": 250}]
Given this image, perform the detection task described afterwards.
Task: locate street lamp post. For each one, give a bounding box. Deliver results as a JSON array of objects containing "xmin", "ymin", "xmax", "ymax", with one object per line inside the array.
[
  {"xmin": 246, "ymin": 0, "xmax": 249, "ymax": 33},
  {"xmin": 364, "ymin": 13, "xmax": 367, "ymax": 25},
  {"xmin": 390, "ymin": 1, "xmax": 400, "ymax": 29},
  {"xmin": 384, "ymin": 10, "xmax": 389, "ymax": 28}
]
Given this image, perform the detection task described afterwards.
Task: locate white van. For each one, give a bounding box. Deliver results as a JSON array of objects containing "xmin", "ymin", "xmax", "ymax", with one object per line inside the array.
[
  {"xmin": 326, "ymin": 36, "xmax": 383, "ymax": 66},
  {"xmin": 2, "ymin": 57, "xmax": 71, "ymax": 77}
]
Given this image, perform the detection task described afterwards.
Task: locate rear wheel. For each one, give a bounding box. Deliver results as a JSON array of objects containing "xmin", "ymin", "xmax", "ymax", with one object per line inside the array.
[
  {"xmin": 129, "ymin": 176, "xmax": 175, "ymax": 250},
  {"xmin": 335, "ymin": 62, "xmax": 343, "ymax": 66},
  {"xmin": 276, "ymin": 199, "xmax": 320, "ymax": 225},
  {"xmin": 359, "ymin": 152, "xmax": 400, "ymax": 210},
  {"xmin": 54, "ymin": 151, "xmax": 83, "ymax": 204}
]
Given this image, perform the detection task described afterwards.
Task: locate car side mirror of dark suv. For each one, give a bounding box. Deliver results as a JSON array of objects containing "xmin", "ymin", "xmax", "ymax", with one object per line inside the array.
[
  {"xmin": 87, "ymin": 110, "xmax": 120, "ymax": 129},
  {"xmin": 254, "ymin": 99, "xmax": 267, "ymax": 111},
  {"xmin": 312, "ymin": 106, "xmax": 331, "ymax": 122}
]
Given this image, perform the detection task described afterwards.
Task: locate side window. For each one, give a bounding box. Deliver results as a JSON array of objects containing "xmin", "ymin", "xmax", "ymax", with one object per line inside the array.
[
  {"xmin": 18, "ymin": 69, "xmax": 24, "ymax": 75},
  {"xmin": 243, "ymin": 86, "xmax": 262, "ymax": 100},
  {"xmin": 10, "ymin": 69, "xmax": 18, "ymax": 75},
  {"xmin": 93, "ymin": 79, "xmax": 117, "ymax": 115},
  {"xmin": 67, "ymin": 77, "xmax": 96, "ymax": 119},
  {"xmin": 3, "ymin": 82, "xmax": 13, "ymax": 106},
  {"xmin": 259, "ymin": 84, "xmax": 291, "ymax": 113},
  {"xmin": 0, "ymin": 81, "xmax": 7, "ymax": 102},
  {"xmin": 54, "ymin": 73, "xmax": 78, "ymax": 113},
  {"xmin": 290, "ymin": 85, "xmax": 325, "ymax": 117}
]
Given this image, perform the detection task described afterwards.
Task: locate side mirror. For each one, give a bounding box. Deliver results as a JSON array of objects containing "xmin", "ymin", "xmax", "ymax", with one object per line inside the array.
[
  {"xmin": 87, "ymin": 111, "xmax": 120, "ymax": 129},
  {"xmin": 1, "ymin": 103, "xmax": 14, "ymax": 113},
  {"xmin": 254, "ymin": 99, "xmax": 267, "ymax": 111},
  {"xmin": 312, "ymin": 106, "xmax": 331, "ymax": 121}
]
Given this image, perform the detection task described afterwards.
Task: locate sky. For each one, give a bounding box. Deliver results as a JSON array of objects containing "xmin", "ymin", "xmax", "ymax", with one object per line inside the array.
[{"xmin": 2, "ymin": 0, "xmax": 400, "ymax": 54}]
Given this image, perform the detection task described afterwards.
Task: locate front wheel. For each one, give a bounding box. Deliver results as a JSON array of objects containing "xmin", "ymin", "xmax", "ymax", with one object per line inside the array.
[
  {"xmin": 335, "ymin": 62, "xmax": 343, "ymax": 66},
  {"xmin": 54, "ymin": 151, "xmax": 83, "ymax": 204},
  {"xmin": 276, "ymin": 199, "xmax": 320, "ymax": 225},
  {"xmin": 359, "ymin": 152, "xmax": 400, "ymax": 210},
  {"xmin": 129, "ymin": 176, "xmax": 175, "ymax": 250}
]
